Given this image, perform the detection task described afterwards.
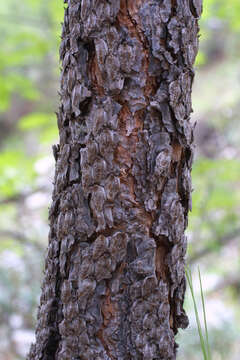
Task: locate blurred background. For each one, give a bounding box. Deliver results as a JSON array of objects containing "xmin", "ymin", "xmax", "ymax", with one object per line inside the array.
[{"xmin": 0, "ymin": 0, "xmax": 239, "ymax": 359}]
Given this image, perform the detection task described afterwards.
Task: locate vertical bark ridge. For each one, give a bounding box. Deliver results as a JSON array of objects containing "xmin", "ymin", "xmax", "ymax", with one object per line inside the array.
[{"xmin": 28, "ymin": 0, "xmax": 202, "ymax": 359}]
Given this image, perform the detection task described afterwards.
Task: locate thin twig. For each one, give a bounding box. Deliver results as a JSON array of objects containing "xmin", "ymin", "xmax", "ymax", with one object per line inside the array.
[
  {"xmin": 0, "ymin": 230, "xmax": 44, "ymax": 252},
  {"xmin": 189, "ymin": 228, "xmax": 240, "ymax": 264}
]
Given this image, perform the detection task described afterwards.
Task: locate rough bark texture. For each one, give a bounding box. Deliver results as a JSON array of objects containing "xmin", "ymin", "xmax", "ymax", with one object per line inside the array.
[{"xmin": 28, "ymin": 1, "xmax": 202, "ymax": 359}]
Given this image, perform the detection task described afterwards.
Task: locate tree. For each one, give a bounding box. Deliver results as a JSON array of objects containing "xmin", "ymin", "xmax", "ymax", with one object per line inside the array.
[{"xmin": 28, "ymin": 1, "xmax": 202, "ymax": 359}]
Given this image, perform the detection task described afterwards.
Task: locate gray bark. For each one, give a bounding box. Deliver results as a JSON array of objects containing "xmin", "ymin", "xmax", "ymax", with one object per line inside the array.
[{"xmin": 28, "ymin": 1, "xmax": 202, "ymax": 359}]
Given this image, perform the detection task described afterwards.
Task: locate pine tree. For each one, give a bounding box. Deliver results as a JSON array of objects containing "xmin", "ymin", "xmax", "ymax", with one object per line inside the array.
[{"xmin": 28, "ymin": 1, "xmax": 202, "ymax": 359}]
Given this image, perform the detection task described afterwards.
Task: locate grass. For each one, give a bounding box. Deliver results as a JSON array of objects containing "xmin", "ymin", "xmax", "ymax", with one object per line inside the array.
[{"xmin": 185, "ymin": 266, "xmax": 212, "ymax": 360}]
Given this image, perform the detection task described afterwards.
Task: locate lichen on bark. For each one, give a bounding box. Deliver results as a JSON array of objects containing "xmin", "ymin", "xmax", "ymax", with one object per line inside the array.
[{"xmin": 28, "ymin": 1, "xmax": 202, "ymax": 359}]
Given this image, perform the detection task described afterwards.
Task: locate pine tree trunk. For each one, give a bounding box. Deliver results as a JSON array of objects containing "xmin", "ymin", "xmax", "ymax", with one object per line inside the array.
[{"xmin": 28, "ymin": 1, "xmax": 202, "ymax": 359}]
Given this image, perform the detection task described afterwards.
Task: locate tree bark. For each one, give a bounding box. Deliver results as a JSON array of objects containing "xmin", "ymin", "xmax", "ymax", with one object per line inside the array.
[{"xmin": 28, "ymin": 1, "xmax": 202, "ymax": 359}]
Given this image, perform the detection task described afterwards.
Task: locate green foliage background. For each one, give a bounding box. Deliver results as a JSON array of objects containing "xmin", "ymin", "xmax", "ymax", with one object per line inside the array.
[{"xmin": 0, "ymin": 1, "xmax": 240, "ymax": 359}]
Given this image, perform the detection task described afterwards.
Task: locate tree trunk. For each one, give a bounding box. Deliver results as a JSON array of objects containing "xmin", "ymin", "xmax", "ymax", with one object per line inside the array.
[{"xmin": 28, "ymin": 1, "xmax": 202, "ymax": 359}]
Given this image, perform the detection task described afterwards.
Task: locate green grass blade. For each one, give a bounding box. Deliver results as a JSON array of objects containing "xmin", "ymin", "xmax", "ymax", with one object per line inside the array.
[
  {"xmin": 198, "ymin": 267, "xmax": 211, "ymax": 360},
  {"xmin": 185, "ymin": 266, "xmax": 208, "ymax": 360}
]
